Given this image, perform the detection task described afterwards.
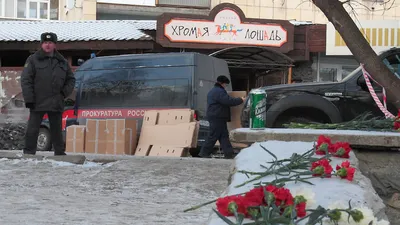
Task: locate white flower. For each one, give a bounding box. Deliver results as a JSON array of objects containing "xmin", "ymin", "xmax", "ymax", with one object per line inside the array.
[
  {"xmin": 293, "ymin": 187, "xmax": 316, "ymax": 208},
  {"xmin": 323, "ymin": 204, "xmax": 390, "ymax": 225}
]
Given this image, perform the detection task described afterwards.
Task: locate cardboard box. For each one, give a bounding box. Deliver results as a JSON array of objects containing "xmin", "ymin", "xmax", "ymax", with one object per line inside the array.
[
  {"xmin": 85, "ymin": 119, "xmax": 107, "ymax": 154},
  {"xmin": 66, "ymin": 125, "xmax": 86, "ymax": 153},
  {"xmin": 216, "ymin": 91, "xmax": 247, "ymax": 148},
  {"xmin": 227, "ymin": 91, "xmax": 247, "ymax": 131},
  {"xmin": 105, "ymin": 119, "xmax": 138, "ymax": 155}
]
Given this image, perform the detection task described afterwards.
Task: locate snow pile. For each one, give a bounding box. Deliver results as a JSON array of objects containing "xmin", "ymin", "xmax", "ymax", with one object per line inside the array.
[{"xmin": 207, "ymin": 141, "xmax": 388, "ymax": 225}]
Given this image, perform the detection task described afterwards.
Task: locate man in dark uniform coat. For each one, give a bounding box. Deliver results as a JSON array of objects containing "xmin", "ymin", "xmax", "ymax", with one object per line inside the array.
[
  {"xmin": 21, "ymin": 32, "xmax": 76, "ymax": 155},
  {"xmin": 199, "ymin": 76, "xmax": 245, "ymax": 159}
]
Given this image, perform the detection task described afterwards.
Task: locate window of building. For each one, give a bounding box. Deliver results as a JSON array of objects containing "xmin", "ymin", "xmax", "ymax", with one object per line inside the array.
[{"xmin": 0, "ymin": 0, "xmax": 51, "ymax": 19}]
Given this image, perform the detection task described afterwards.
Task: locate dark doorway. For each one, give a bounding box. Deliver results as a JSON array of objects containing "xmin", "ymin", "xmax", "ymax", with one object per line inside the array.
[{"xmin": 210, "ymin": 46, "xmax": 294, "ymax": 92}]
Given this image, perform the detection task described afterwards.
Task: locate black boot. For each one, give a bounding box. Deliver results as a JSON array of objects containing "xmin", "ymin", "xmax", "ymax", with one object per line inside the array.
[
  {"xmin": 23, "ymin": 150, "xmax": 36, "ymax": 155},
  {"xmin": 54, "ymin": 151, "xmax": 67, "ymax": 156}
]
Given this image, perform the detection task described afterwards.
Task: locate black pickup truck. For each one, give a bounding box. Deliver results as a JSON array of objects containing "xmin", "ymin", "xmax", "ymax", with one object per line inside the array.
[{"xmin": 241, "ymin": 48, "xmax": 400, "ymax": 128}]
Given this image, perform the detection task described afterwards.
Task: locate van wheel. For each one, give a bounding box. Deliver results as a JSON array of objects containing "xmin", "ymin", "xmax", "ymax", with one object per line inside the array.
[{"xmin": 37, "ymin": 128, "xmax": 52, "ymax": 151}]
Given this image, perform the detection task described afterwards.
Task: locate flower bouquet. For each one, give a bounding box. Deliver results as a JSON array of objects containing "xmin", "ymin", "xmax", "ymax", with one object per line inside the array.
[{"xmin": 184, "ymin": 135, "xmax": 389, "ymax": 225}]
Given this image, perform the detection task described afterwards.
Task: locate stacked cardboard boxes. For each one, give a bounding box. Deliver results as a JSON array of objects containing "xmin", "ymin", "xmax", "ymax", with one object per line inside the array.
[
  {"xmin": 66, "ymin": 125, "xmax": 86, "ymax": 153},
  {"xmin": 135, "ymin": 109, "xmax": 199, "ymax": 157},
  {"xmin": 66, "ymin": 119, "xmax": 138, "ymax": 155}
]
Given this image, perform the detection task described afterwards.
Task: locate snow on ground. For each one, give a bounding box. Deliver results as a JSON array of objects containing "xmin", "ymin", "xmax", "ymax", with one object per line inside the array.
[
  {"xmin": 207, "ymin": 141, "xmax": 388, "ymax": 225},
  {"xmin": 0, "ymin": 157, "xmax": 232, "ymax": 225},
  {"xmin": 0, "ymin": 157, "xmax": 106, "ymax": 168}
]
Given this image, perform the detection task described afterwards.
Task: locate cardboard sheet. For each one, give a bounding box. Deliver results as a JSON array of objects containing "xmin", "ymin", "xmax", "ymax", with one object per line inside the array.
[
  {"xmin": 138, "ymin": 122, "xmax": 197, "ymax": 148},
  {"xmin": 135, "ymin": 109, "xmax": 199, "ymax": 157},
  {"xmin": 148, "ymin": 145, "xmax": 187, "ymax": 157},
  {"xmin": 134, "ymin": 145, "xmax": 152, "ymax": 156},
  {"xmin": 157, "ymin": 109, "xmax": 194, "ymax": 125}
]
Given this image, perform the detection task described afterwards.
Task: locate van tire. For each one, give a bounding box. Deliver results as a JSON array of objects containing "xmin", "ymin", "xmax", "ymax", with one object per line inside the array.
[{"xmin": 37, "ymin": 128, "xmax": 52, "ymax": 151}]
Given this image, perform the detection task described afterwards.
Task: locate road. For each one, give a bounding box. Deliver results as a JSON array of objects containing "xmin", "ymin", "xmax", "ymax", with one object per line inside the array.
[{"xmin": 0, "ymin": 156, "xmax": 232, "ymax": 225}]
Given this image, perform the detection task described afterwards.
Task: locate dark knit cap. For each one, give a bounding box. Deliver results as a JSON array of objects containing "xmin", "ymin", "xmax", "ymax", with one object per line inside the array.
[
  {"xmin": 40, "ymin": 32, "xmax": 57, "ymax": 44},
  {"xmin": 217, "ymin": 75, "xmax": 230, "ymax": 84}
]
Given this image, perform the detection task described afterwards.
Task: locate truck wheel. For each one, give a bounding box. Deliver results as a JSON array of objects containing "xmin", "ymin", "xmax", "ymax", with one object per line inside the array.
[
  {"xmin": 37, "ymin": 128, "xmax": 52, "ymax": 151},
  {"xmin": 275, "ymin": 116, "xmax": 322, "ymax": 128}
]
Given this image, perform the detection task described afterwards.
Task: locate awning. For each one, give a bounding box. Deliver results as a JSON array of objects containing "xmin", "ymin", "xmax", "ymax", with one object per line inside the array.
[{"xmin": 209, "ymin": 46, "xmax": 294, "ymax": 70}]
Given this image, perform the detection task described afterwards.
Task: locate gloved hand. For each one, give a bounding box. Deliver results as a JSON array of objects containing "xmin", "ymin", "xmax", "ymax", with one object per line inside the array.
[{"xmin": 25, "ymin": 103, "xmax": 35, "ymax": 109}]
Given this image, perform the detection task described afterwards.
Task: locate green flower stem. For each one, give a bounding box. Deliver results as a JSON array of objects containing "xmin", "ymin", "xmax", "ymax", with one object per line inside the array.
[{"xmin": 183, "ymin": 192, "xmax": 247, "ymax": 213}]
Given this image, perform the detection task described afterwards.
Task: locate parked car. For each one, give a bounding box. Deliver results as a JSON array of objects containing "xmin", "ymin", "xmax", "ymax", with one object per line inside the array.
[
  {"xmin": 38, "ymin": 52, "xmax": 232, "ymax": 153},
  {"xmin": 241, "ymin": 48, "xmax": 400, "ymax": 128}
]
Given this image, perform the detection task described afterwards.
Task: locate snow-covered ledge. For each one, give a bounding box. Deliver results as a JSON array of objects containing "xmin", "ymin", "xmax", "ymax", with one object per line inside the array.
[{"xmin": 207, "ymin": 141, "xmax": 388, "ymax": 225}]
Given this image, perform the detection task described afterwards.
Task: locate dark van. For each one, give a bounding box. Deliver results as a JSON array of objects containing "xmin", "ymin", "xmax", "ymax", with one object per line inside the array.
[{"xmin": 37, "ymin": 52, "xmax": 232, "ymax": 152}]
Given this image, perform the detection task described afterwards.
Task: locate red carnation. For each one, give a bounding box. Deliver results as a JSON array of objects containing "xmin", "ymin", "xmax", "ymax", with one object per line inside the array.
[
  {"xmin": 296, "ymin": 202, "xmax": 307, "ymax": 218},
  {"xmin": 315, "ymin": 135, "xmax": 332, "ymax": 155},
  {"xmin": 244, "ymin": 186, "xmax": 266, "ymax": 206},
  {"xmin": 311, "ymin": 159, "xmax": 333, "ymax": 177},
  {"xmin": 394, "ymin": 112, "xmax": 400, "ymax": 130},
  {"xmin": 216, "ymin": 195, "xmax": 246, "ymax": 216},
  {"xmin": 272, "ymin": 187, "xmax": 294, "ymax": 206},
  {"xmin": 394, "ymin": 121, "xmax": 400, "ymax": 130},
  {"xmin": 336, "ymin": 161, "xmax": 356, "ymax": 181},
  {"xmin": 331, "ymin": 142, "xmax": 352, "ymax": 158}
]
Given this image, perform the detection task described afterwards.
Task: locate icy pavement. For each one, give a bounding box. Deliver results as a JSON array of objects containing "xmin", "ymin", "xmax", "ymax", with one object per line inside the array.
[{"xmin": 0, "ymin": 157, "xmax": 232, "ymax": 225}]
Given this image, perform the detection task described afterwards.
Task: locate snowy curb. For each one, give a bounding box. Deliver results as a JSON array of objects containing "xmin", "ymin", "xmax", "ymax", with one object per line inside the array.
[
  {"xmin": 207, "ymin": 141, "xmax": 388, "ymax": 225},
  {"xmin": 0, "ymin": 151, "xmax": 86, "ymax": 164}
]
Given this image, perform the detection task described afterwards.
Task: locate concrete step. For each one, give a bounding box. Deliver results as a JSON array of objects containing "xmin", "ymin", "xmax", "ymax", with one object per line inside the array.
[{"xmin": 230, "ymin": 128, "xmax": 400, "ymax": 148}]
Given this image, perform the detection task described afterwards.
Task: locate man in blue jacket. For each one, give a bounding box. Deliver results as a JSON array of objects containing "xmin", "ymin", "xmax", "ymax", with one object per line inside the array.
[{"xmin": 199, "ymin": 76, "xmax": 245, "ymax": 159}]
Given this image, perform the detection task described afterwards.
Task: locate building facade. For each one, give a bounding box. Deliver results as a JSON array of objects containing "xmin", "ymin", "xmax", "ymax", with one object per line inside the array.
[
  {"xmin": 0, "ymin": 0, "xmax": 59, "ymax": 20},
  {"xmin": 57, "ymin": 0, "xmax": 400, "ymax": 22}
]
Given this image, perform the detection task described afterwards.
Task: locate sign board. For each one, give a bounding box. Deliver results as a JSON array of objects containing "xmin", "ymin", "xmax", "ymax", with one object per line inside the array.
[
  {"xmin": 157, "ymin": 3, "xmax": 294, "ymax": 52},
  {"xmin": 164, "ymin": 9, "xmax": 287, "ymax": 47},
  {"xmin": 326, "ymin": 20, "xmax": 400, "ymax": 55}
]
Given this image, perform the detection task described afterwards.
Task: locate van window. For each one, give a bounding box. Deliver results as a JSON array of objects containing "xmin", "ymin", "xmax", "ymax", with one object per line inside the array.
[
  {"xmin": 80, "ymin": 78, "xmax": 190, "ymax": 108},
  {"xmin": 65, "ymin": 70, "xmax": 84, "ymax": 107}
]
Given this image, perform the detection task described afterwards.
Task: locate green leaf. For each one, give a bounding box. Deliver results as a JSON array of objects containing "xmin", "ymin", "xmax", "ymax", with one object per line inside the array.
[
  {"xmin": 236, "ymin": 213, "xmax": 245, "ymax": 225},
  {"xmin": 269, "ymin": 217, "xmax": 292, "ymax": 224},
  {"xmin": 260, "ymin": 144, "xmax": 277, "ymax": 160},
  {"xmin": 259, "ymin": 206, "xmax": 269, "ymax": 221},
  {"xmin": 305, "ymin": 206, "xmax": 327, "ymax": 224},
  {"xmin": 212, "ymin": 209, "xmax": 237, "ymax": 225},
  {"xmin": 348, "ymin": 200, "xmax": 352, "ymax": 210}
]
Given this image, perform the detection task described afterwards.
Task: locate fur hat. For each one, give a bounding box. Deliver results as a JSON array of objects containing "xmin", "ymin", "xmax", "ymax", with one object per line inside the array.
[
  {"xmin": 217, "ymin": 75, "xmax": 230, "ymax": 84},
  {"xmin": 40, "ymin": 32, "xmax": 57, "ymax": 44}
]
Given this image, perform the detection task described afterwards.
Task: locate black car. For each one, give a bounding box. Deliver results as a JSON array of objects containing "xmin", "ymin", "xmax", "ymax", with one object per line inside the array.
[{"xmin": 241, "ymin": 48, "xmax": 400, "ymax": 128}]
